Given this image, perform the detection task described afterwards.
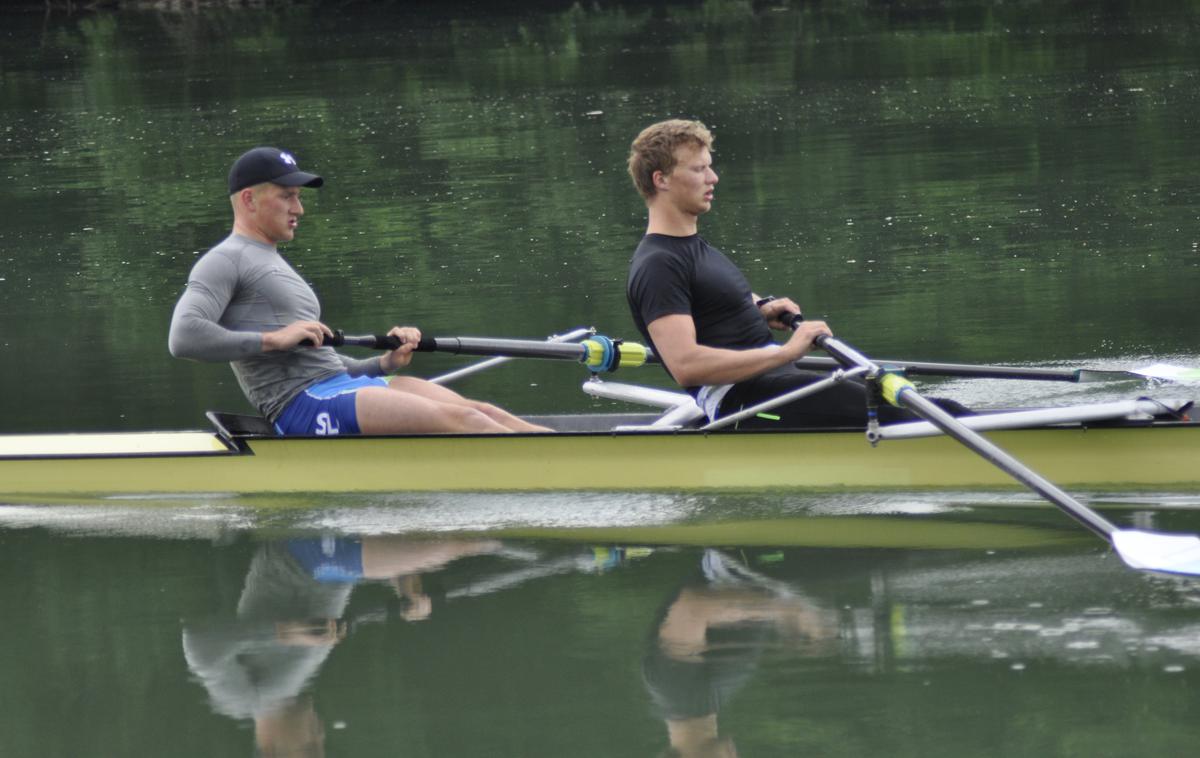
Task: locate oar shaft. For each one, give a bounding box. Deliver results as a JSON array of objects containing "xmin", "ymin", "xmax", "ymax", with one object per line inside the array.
[
  {"xmin": 896, "ymin": 381, "xmax": 1117, "ymax": 539},
  {"xmin": 324, "ymin": 327, "xmax": 1189, "ymax": 384},
  {"xmin": 779, "ymin": 313, "xmax": 1092, "ymax": 381},
  {"xmin": 329, "ymin": 332, "xmax": 595, "ymax": 358},
  {"xmin": 817, "ymin": 335, "xmax": 1119, "ymax": 541},
  {"xmin": 780, "ymin": 318, "xmax": 1198, "ymax": 574},
  {"xmin": 416, "ymin": 336, "xmax": 591, "ymax": 360},
  {"xmin": 795, "ymin": 355, "xmax": 1081, "ymax": 382},
  {"xmin": 331, "ymin": 332, "xmax": 657, "ymax": 372},
  {"xmin": 428, "ymin": 327, "xmax": 594, "ymax": 385}
]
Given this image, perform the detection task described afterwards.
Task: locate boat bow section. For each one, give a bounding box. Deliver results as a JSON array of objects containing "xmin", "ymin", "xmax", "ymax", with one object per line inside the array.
[{"xmin": 0, "ymin": 430, "xmax": 234, "ymax": 458}]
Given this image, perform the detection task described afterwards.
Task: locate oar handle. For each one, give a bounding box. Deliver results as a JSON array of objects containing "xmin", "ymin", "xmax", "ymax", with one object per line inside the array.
[
  {"xmin": 777, "ymin": 310, "xmax": 832, "ymax": 350},
  {"xmin": 300, "ymin": 330, "xmax": 410, "ymax": 350},
  {"xmin": 779, "ymin": 311, "xmax": 803, "ymax": 329}
]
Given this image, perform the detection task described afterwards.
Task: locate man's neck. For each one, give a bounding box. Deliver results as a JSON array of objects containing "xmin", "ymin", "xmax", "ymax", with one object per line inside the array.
[
  {"xmin": 231, "ymin": 221, "xmax": 275, "ymax": 247},
  {"xmin": 645, "ymin": 203, "xmax": 699, "ymax": 237}
]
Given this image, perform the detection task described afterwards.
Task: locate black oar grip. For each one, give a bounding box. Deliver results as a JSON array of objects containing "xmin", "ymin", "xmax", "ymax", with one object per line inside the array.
[
  {"xmin": 303, "ymin": 331, "xmax": 404, "ymax": 350},
  {"xmin": 415, "ymin": 336, "xmax": 438, "ymax": 352},
  {"xmin": 374, "ymin": 334, "xmax": 403, "ymax": 350},
  {"xmin": 304, "ymin": 332, "xmax": 436, "ymax": 351},
  {"xmin": 779, "ymin": 310, "xmax": 831, "ymax": 349},
  {"xmin": 299, "ymin": 329, "xmax": 344, "ymax": 348}
]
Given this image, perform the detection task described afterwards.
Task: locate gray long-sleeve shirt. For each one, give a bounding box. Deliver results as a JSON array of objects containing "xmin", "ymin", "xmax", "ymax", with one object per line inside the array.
[{"xmin": 169, "ymin": 234, "xmax": 384, "ymax": 422}]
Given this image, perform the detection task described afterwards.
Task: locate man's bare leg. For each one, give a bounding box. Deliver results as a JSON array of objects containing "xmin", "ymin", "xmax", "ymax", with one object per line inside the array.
[
  {"xmin": 385, "ymin": 376, "xmax": 552, "ymax": 432},
  {"xmin": 355, "ymin": 386, "xmax": 513, "ymax": 434}
]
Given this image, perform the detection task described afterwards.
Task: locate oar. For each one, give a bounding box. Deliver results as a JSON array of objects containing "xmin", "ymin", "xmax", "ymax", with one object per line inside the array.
[
  {"xmin": 319, "ymin": 330, "xmax": 1199, "ymax": 383},
  {"xmin": 427, "ymin": 327, "xmax": 593, "ymax": 385},
  {"xmin": 798, "ymin": 324, "xmax": 1200, "ymax": 575},
  {"xmin": 326, "ymin": 331, "xmax": 657, "ymax": 373},
  {"xmin": 792, "ymin": 355, "xmax": 1200, "ymax": 383}
]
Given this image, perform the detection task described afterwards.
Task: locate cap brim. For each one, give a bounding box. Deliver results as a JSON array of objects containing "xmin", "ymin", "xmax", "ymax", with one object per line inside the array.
[{"xmin": 274, "ymin": 170, "xmax": 324, "ymax": 189}]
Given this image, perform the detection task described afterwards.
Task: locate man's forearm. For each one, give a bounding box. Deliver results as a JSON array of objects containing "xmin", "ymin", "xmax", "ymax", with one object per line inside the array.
[
  {"xmin": 168, "ymin": 312, "xmax": 262, "ymax": 361},
  {"xmin": 665, "ymin": 343, "xmax": 791, "ymax": 387}
]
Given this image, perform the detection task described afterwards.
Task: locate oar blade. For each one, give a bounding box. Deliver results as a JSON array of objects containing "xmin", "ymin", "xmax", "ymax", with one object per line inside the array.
[
  {"xmin": 1130, "ymin": 363, "xmax": 1200, "ymax": 383},
  {"xmin": 1111, "ymin": 529, "xmax": 1200, "ymax": 576}
]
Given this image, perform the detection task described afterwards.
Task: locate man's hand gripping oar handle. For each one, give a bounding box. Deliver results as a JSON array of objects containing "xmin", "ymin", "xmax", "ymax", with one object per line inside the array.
[{"xmin": 777, "ymin": 311, "xmax": 829, "ymax": 349}]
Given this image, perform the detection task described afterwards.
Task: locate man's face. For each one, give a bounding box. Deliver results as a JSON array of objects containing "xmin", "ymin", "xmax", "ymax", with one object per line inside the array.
[
  {"xmin": 252, "ymin": 184, "xmax": 305, "ymax": 243},
  {"xmin": 660, "ymin": 144, "xmax": 718, "ymax": 216}
]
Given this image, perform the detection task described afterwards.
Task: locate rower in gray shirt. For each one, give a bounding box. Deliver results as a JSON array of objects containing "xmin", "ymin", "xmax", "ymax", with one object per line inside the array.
[
  {"xmin": 170, "ymin": 232, "xmax": 383, "ymax": 423},
  {"xmin": 168, "ymin": 146, "xmax": 549, "ymax": 435}
]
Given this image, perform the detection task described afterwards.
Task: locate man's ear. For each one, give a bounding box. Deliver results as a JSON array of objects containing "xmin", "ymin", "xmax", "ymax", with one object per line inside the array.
[
  {"xmin": 237, "ymin": 187, "xmax": 256, "ymax": 211},
  {"xmin": 652, "ymin": 169, "xmax": 670, "ymax": 191}
]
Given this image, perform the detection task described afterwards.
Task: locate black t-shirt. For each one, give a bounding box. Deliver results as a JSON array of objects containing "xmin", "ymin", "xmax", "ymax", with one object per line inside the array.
[{"xmin": 627, "ymin": 234, "xmax": 772, "ymax": 391}]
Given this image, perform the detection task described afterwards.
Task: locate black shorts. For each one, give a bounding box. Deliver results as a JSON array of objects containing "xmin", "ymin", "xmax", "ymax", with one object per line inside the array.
[{"xmin": 717, "ymin": 365, "xmax": 970, "ymax": 430}]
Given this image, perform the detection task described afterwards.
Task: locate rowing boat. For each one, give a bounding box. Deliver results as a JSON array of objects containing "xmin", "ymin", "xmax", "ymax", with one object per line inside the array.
[
  {"xmin": 0, "ymin": 397, "xmax": 1195, "ymax": 497},
  {"xmin": 6, "ymin": 327, "xmax": 1200, "ymax": 575}
]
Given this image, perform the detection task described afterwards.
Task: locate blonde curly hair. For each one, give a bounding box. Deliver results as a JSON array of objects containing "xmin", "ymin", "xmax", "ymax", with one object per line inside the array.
[{"xmin": 627, "ymin": 119, "xmax": 714, "ymax": 200}]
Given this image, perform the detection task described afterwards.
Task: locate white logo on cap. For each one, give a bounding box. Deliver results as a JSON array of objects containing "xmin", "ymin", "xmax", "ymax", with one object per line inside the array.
[{"xmin": 279, "ymin": 152, "xmax": 298, "ymax": 166}]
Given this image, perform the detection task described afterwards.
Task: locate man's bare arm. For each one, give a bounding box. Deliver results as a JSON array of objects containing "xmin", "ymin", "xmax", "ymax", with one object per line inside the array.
[{"xmin": 647, "ymin": 314, "xmax": 831, "ymax": 387}]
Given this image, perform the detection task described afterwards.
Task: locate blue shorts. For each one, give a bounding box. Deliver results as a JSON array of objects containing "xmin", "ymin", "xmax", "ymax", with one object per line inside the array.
[
  {"xmin": 286, "ymin": 536, "xmax": 365, "ymax": 583},
  {"xmin": 274, "ymin": 373, "xmax": 389, "ymax": 436}
]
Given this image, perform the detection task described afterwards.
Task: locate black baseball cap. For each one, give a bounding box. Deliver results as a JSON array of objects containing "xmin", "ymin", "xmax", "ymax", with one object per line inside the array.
[{"xmin": 227, "ymin": 147, "xmax": 324, "ymax": 195}]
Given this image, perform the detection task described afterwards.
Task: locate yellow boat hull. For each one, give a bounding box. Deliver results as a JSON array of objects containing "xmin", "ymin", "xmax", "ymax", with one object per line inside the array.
[{"xmin": 0, "ymin": 423, "xmax": 1196, "ymax": 497}]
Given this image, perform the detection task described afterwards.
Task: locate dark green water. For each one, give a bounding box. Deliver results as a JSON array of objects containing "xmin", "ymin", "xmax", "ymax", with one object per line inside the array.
[
  {"xmin": 1, "ymin": 0, "xmax": 1198, "ymax": 431},
  {"xmin": 4, "ymin": 2, "xmax": 1200, "ymax": 755},
  {"xmin": 4, "ymin": 495, "xmax": 1200, "ymax": 757}
]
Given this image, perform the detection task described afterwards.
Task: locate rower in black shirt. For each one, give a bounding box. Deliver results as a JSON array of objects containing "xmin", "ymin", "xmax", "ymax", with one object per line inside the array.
[{"xmin": 625, "ymin": 119, "xmax": 968, "ymax": 428}]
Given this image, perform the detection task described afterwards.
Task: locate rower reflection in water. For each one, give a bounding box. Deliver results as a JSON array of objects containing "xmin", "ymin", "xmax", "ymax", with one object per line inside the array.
[
  {"xmin": 643, "ymin": 549, "xmax": 836, "ymax": 758},
  {"xmin": 182, "ymin": 535, "xmax": 502, "ymax": 757},
  {"xmin": 168, "ymin": 146, "xmax": 549, "ymax": 435}
]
